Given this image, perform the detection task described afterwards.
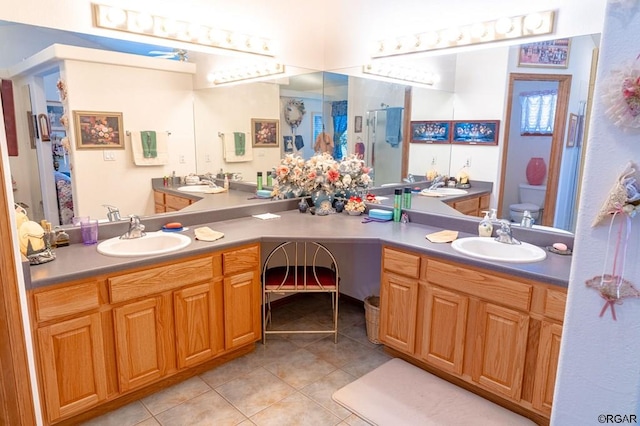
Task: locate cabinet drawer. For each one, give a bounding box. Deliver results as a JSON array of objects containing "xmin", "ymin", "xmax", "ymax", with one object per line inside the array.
[
  {"xmin": 427, "ymin": 260, "xmax": 532, "ymax": 311},
  {"xmin": 223, "ymin": 245, "xmax": 260, "ymax": 275},
  {"xmin": 544, "ymin": 288, "xmax": 567, "ymax": 321},
  {"xmin": 109, "ymin": 257, "xmax": 214, "ymax": 303},
  {"xmin": 449, "ymin": 197, "xmax": 479, "ymax": 215},
  {"xmin": 383, "ymin": 247, "xmax": 420, "ymax": 278},
  {"xmin": 33, "ymin": 281, "xmax": 100, "ymax": 323},
  {"xmin": 165, "ymin": 194, "xmax": 192, "ymax": 210}
]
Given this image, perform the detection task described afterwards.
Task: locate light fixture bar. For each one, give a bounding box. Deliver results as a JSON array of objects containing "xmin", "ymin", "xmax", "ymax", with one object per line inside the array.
[
  {"xmin": 362, "ymin": 64, "xmax": 437, "ymax": 86},
  {"xmin": 372, "ymin": 10, "xmax": 555, "ymax": 58},
  {"xmin": 93, "ymin": 3, "xmax": 274, "ymax": 57},
  {"xmin": 207, "ymin": 63, "xmax": 285, "ymax": 85}
]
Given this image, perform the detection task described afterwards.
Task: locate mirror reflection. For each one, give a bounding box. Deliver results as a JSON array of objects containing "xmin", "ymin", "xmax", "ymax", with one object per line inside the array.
[{"xmin": 2, "ymin": 19, "xmax": 599, "ymax": 234}]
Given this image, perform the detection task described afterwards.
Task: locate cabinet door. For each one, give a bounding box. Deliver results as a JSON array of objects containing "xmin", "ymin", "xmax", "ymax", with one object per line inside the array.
[
  {"xmin": 224, "ymin": 270, "xmax": 261, "ymax": 349},
  {"xmin": 472, "ymin": 302, "xmax": 529, "ymax": 400},
  {"xmin": 379, "ymin": 272, "xmax": 418, "ymax": 354},
  {"xmin": 532, "ymin": 321, "xmax": 563, "ymax": 415},
  {"xmin": 421, "ymin": 286, "xmax": 468, "ymax": 375},
  {"xmin": 37, "ymin": 313, "xmax": 107, "ymax": 423},
  {"xmin": 113, "ymin": 297, "xmax": 168, "ymax": 392},
  {"xmin": 174, "ymin": 282, "xmax": 223, "ymax": 369}
]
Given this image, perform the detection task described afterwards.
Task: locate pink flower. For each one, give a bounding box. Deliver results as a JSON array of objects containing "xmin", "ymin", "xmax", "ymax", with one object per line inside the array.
[
  {"xmin": 276, "ymin": 165, "xmax": 290, "ymax": 177},
  {"xmin": 327, "ymin": 169, "xmax": 341, "ymax": 182},
  {"xmin": 362, "ymin": 166, "xmax": 371, "ymax": 174}
]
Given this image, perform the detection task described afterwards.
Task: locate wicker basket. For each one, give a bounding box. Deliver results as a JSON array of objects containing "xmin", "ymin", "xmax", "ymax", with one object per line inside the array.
[{"xmin": 364, "ymin": 296, "xmax": 381, "ymax": 344}]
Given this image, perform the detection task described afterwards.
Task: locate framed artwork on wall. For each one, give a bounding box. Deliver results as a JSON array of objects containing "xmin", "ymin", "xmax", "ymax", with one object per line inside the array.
[
  {"xmin": 73, "ymin": 111, "xmax": 124, "ymax": 149},
  {"xmin": 38, "ymin": 113, "xmax": 51, "ymax": 142},
  {"xmin": 251, "ymin": 118, "xmax": 280, "ymax": 147},
  {"xmin": 410, "ymin": 121, "xmax": 451, "ymax": 143},
  {"xmin": 354, "ymin": 115, "xmax": 363, "ymax": 133},
  {"xmin": 46, "ymin": 101, "xmax": 65, "ymax": 130},
  {"xmin": 451, "ymin": 120, "xmax": 499, "ymax": 145},
  {"xmin": 518, "ymin": 38, "xmax": 571, "ymax": 68},
  {"xmin": 567, "ymin": 113, "xmax": 578, "ymax": 148}
]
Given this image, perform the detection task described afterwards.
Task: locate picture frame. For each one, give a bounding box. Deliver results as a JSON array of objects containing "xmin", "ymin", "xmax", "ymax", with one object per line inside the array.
[
  {"xmin": 73, "ymin": 111, "xmax": 124, "ymax": 149},
  {"xmin": 251, "ymin": 118, "xmax": 279, "ymax": 147},
  {"xmin": 46, "ymin": 101, "xmax": 65, "ymax": 130},
  {"xmin": 38, "ymin": 113, "xmax": 51, "ymax": 142},
  {"xmin": 518, "ymin": 38, "xmax": 571, "ymax": 69},
  {"xmin": 26, "ymin": 111, "xmax": 36, "ymax": 149},
  {"xmin": 410, "ymin": 120, "xmax": 451, "ymax": 143},
  {"xmin": 566, "ymin": 113, "xmax": 578, "ymax": 148},
  {"xmin": 451, "ymin": 120, "xmax": 500, "ymax": 145},
  {"xmin": 354, "ymin": 115, "xmax": 363, "ymax": 133}
]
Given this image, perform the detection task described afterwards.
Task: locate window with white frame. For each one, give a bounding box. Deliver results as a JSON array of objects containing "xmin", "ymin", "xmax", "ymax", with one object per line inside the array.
[{"xmin": 519, "ymin": 90, "xmax": 557, "ymax": 135}]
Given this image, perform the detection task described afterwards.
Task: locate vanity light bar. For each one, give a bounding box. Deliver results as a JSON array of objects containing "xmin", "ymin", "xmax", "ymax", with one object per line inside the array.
[
  {"xmin": 207, "ymin": 63, "xmax": 285, "ymax": 85},
  {"xmin": 92, "ymin": 3, "xmax": 274, "ymax": 57},
  {"xmin": 372, "ymin": 10, "xmax": 555, "ymax": 58},
  {"xmin": 362, "ymin": 64, "xmax": 437, "ymax": 86}
]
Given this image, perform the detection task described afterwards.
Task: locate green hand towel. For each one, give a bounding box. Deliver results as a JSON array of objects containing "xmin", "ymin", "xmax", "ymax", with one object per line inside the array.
[
  {"xmin": 142, "ymin": 131, "xmax": 157, "ymax": 158},
  {"xmin": 234, "ymin": 132, "xmax": 245, "ymax": 156}
]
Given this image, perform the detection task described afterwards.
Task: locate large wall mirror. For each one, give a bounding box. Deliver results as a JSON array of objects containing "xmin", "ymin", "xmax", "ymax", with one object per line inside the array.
[{"xmin": 1, "ymin": 19, "xmax": 600, "ymax": 235}]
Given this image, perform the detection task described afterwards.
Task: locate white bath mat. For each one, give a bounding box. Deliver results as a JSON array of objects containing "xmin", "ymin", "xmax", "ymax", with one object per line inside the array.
[{"xmin": 332, "ymin": 358, "xmax": 536, "ymax": 426}]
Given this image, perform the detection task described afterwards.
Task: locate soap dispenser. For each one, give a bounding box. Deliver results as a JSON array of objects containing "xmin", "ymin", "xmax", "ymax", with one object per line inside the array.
[{"xmin": 478, "ymin": 211, "xmax": 493, "ymax": 237}]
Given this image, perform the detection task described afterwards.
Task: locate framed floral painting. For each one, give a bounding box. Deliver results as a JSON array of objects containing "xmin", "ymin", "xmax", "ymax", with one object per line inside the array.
[
  {"xmin": 73, "ymin": 111, "xmax": 124, "ymax": 149},
  {"xmin": 251, "ymin": 118, "xmax": 279, "ymax": 147}
]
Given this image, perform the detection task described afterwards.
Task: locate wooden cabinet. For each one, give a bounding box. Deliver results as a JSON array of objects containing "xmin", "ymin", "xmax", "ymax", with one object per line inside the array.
[
  {"xmin": 446, "ymin": 193, "xmax": 490, "ymax": 217},
  {"xmin": 379, "ymin": 248, "xmax": 420, "ymax": 354},
  {"xmin": 37, "ymin": 313, "xmax": 108, "ymax": 423},
  {"xmin": 153, "ymin": 190, "xmax": 195, "ymax": 213},
  {"xmin": 421, "ymin": 285, "xmax": 468, "ymax": 375},
  {"xmin": 380, "ymin": 245, "xmax": 566, "ymax": 422},
  {"xmin": 471, "ymin": 302, "xmax": 529, "ymax": 400},
  {"xmin": 222, "ymin": 245, "xmax": 261, "ymax": 349},
  {"xmin": 113, "ymin": 296, "xmax": 170, "ymax": 392},
  {"xmin": 29, "ymin": 244, "xmax": 260, "ymax": 424}
]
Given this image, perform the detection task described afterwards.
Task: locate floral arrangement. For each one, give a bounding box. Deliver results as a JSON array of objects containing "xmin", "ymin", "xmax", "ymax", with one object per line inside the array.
[
  {"xmin": 345, "ymin": 196, "xmax": 366, "ymax": 213},
  {"xmin": 333, "ymin": 154, "xmax": 373, "ymax": 196},
  {"xmin": 271, "ymin": 152, "xmax": 373, "ymax": 199}
]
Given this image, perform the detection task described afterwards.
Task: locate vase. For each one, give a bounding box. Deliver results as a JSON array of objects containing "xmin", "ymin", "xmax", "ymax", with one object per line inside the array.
[
  {"xmin": 526, "ymin": 157, "xmax": 547, "ymax": 186},
  {"xmin": 334, "ymin": 199, "xmax": 345, "ymax": 213},
  {"xmin": 311, "ymin": 190, "xmax": 334, "ymax": 210},
  {"xmin": 347, "ymin": 210, "xmax": 362, "ymax": 216}
]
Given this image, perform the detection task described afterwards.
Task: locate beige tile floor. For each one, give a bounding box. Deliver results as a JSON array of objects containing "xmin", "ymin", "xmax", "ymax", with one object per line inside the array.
[{"xmin": 82, "ymin": 294, "xmax": 390, "ymax": 426}]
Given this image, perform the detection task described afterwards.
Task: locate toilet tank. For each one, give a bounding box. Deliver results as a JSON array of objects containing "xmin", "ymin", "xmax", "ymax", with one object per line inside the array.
[{"xmin": 519, "ymin": 183, "xmax": 546, "ymax": 207}]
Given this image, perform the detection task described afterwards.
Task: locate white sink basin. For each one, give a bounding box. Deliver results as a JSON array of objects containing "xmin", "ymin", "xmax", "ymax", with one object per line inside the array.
[
  {"xmin": 451, "ymin": 237, "xmax": 547, "ymax": 263},
  {"xmin": 420, "ymin": 188, "xmax": 469, "ymax": 197},
  {"xmin": 97, "ymin": 231, "xmax": 191, "ymax": 257},
  {"xmin": 177, "ymin": 185, "xmax": 213, "ymax": 193}
]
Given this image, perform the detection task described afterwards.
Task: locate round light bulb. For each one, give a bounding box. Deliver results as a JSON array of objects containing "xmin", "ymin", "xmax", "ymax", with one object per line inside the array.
[
  {"xmin": 105, "ymin": 7, "xmax": 126, "ymax": 26},
  {"xmin": 470, "ymin": 22, "xmax": 487, "ymax": 39},
  {"xmin": 524, "ymin": 13, "xmax": 543, "ymax": 31},
  {"xmin": 495, "ymin": 17, "xmax": 514, "ymax": 35}
]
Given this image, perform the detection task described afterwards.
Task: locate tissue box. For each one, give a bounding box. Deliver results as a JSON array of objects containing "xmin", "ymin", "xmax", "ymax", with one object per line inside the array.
[{"xmin": 368, "ymin": 209, "xmax": 393, "ymax": 220}]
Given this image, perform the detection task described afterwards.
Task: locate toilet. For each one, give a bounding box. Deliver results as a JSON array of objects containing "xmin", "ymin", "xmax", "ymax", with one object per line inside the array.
[{"xmin": 509, "ymin": 183, "xmax": 546, "ymax": 223}]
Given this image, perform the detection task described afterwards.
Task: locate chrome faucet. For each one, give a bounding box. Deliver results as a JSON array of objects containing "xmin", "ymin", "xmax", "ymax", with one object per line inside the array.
[
  {"xmin": 520, "ymin": 210, "xmax": 534, "ymax": 228},
  {"xmin": 494, "ymin": 220, "xmax": 520, "ymax": 245},
  {"xmin": 428, "ymin": 175, "xmax": 446, "ymax": 190},
  {"xmin": 120, "ymin": 215, "xmax": 146, "ymax": 239},
  {"xmin": 403, "ymin": 173, "xmax": 415, "ymax": 184},
  {"xmin": 103, "ymin": 205, "xmax": 121, "ymax": 222},
  {"xmin": 199, "ymin": 178, "xmax": 218, "ymax": 187}
]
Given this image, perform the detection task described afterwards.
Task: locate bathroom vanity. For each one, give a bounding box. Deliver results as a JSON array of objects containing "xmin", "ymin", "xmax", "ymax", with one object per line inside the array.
[{"xmin": 24, "ymin": 199, "xmax": 571, "ymax": 425}]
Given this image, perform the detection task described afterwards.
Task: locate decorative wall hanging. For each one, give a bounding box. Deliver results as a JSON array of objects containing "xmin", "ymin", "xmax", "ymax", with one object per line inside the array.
[
  {"xmin": 518, "ymin": 38, "xmax": 571, "ymax": 68},
  {"xmin": 602, "ymin": 56, "xmax": 640, "ymax": 128},
  {"xmin": 73, "ymin": 111, "xmax": 124, "ymax": 149},
  {"xmin": 587, "ymin": 162, "xmax": 640, "ymax": 320},
  {"xmin": 451, "ymin": 120, "xmax": 499, "ymax": 145},
  {"xmin": 284, "ymin": 99, "xmax": 306, "ymax": 131},
  {"xmin": 38, "ymin": 113, "xmax": 51, "ymax": 142},
  {"xmin": 410, "ymin": 121, "xmax": 451, "ymax": 143},
  {"xmin": 251, "ymin": 118, "xmax": 279, "ymax": 147}
]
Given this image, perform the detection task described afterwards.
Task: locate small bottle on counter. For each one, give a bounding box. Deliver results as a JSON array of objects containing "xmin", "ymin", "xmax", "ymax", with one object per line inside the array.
[
  {"xmin": 266, "ymin": 171, "xmax": 273, "ymax": 187},
  {"xmin": 223, "ymin": 174, "xmax": 229, "ymax": 190},
  {"xmin": 257, "ymin": 172, "xmax": 263, "ymax": 191},
  {"xmin": 393, "ymin": 189, "xmax": 402, "ymax": 222},
  {"xmin": 403, "ymin": 187, "xmax": 412, "ymax": 209},
  {"xmin": 478, "ymin": 211, "xmax": 493, "ymax": 237}
]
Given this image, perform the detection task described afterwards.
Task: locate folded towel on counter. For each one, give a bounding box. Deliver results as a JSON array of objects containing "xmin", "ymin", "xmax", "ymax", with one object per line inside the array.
[
  {"xmin": 385, "ymin": 107, "xmax": 403, "ymax": 147},
  {"xmin": 234, "ymin": 132, "xmax": 245, "ymax": 155},
  {"xmin": 141, "ymin": 130, "xmax": 157, "ymax": 158},
  {"xmin": 223, "ymin": 132, "xmax": 253, "ymax": 162},
  {"xmin": 194, "ymin": 227, "xmax": 224, "ymax": 242},
  {"xmin": 131, "ymin": 131, "xmax": 168, "ymax": 166},
  {"xmin": 426, "ymin": 230, "xmax": 459, "ymax": 243}
]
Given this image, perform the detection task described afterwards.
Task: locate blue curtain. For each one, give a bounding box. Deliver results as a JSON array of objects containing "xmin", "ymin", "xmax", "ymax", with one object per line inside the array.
[{"xmin": 332, "ymin": 100, "xmax": 348, "ymax": 159}]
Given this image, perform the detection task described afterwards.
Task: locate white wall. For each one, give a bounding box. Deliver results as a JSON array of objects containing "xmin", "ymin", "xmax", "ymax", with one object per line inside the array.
[
  {"xmin": 63, "ymin": 59, "xmax": 196, "ymax": 219},
  {"xmin": 553, "ymin": 1, "xmax": 640, "ymax": 424}
]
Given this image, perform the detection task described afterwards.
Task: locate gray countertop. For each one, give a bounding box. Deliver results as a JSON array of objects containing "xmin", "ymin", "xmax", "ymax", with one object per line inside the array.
[{"xmin": 27, "ymin": 205, "xmax": 573, "ymax": 290}]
